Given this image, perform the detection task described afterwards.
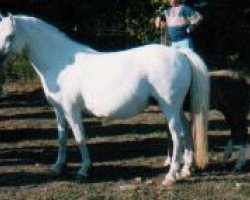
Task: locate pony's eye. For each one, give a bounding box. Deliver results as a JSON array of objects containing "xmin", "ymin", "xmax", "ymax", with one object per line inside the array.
[{"xmin": 7, "ymin": 34, "xmax": 14, "ymax": 41}]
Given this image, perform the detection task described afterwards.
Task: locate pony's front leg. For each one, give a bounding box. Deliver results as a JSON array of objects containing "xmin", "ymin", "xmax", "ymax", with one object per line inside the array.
[
  {"xmin": 50, "ymin": 107, "xmax": 68, "ymax": 175},
  {"xmin": 64, "ymin": 108, "xmax": 92, "ymax": 180}
]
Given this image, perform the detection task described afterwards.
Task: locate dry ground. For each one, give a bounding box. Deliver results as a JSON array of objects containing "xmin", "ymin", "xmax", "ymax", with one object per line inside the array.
[{"xmin": 0, "ymin": 81, "xmax": 249, "ymax": 200}]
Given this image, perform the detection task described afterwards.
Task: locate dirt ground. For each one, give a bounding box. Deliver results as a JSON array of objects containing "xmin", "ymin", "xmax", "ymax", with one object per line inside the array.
[{"xmin": 0, "ymin": 81, "xmax": 249, "ymax": 200}]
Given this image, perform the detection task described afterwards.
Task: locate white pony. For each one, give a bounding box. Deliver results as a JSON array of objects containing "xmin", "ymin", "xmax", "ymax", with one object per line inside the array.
[{"xmin": 0, "ymin": 14, "xmax": 210, "ymax": 186}]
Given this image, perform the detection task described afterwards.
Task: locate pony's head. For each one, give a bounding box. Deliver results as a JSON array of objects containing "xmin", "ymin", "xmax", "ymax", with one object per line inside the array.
[{"xmin": 0, "ymin": 13, "xmax": 26, "ymax": 64}]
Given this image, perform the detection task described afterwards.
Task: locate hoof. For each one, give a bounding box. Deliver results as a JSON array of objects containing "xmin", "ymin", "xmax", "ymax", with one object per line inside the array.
[
  {"xmin": 222, "ymin": 166, "xmax": 229, "ymax": 174},
  {"xmin": 233, "ymin": 167, "xmax": 243, "ymax": 174},
  {"xmin": 222, "ymin": 170, "xmax": 229, "ymax": 174},
  {"xmin": 162, "ymin": 179, "xmax": 175, "ymax": 189},
  {"xmin": 75, "ymin": 164, "xmax": 93, "ymax": 183},
  {"xmin": 181, "ymin": 170, "xmax": 191, "ymax": 179},
  {"xmin": 49, "ymin": 164, "xmax": 67, "ymax": 176},
  {"xmin": 175, "ymin": 172, "xmax": 181, "ymax": 180},
  {"xmin": 75, "ymin": 173, "xmax": 89, "ymax": 183}
]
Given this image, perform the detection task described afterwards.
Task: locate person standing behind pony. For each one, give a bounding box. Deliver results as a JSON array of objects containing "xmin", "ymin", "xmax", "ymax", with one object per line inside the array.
[{"xmin": 155, "ymin": 0, "xmax": 203, "ymax": 50}]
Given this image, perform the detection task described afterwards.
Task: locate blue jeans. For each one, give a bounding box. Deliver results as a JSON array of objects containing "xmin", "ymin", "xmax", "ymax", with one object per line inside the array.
[{"xmin": 171, "ymin": 37, "xmax": 194, "ymax": 50}]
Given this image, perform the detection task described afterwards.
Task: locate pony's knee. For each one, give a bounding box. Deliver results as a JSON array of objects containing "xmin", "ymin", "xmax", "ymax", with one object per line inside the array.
[
  {"xmin": 58, "ymin": 133, "xmax": 67, "ymax": 145},
  {"xmin": 74, "ymin": 133, "xmax": 87, "ymax": 145},
  {"xmin": 75, "ymin": 137, "xmax": 84, "ymax": 145}
]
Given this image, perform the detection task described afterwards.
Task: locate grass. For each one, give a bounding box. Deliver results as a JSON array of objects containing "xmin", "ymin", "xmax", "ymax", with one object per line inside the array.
[{"xmin": 1, "ymin": 179, "xmax": 249, "ymax": 200}]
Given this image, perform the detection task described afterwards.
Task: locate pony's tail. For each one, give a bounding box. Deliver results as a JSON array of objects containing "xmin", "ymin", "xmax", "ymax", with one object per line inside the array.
[{"xmin": 179, "ymin": 49, "xmax": 210, "ymax": 169}]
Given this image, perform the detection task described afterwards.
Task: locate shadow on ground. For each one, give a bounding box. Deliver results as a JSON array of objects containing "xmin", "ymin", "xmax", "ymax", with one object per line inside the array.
[
  {"xmin": 0, "ymin": 87, "xmax": 250, "ymax": 187},
  {"xmin": 0, "ymin": 160, "xmax": 249, "ymax": 187}
]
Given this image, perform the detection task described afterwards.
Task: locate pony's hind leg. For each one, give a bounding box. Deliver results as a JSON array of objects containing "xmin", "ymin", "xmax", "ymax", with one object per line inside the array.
[
  {"xmin": 180, "ymin": 112, "xmax": 193, "ymax": 178},
  {"xmin": 163, "ymin": 112, "xmax": 193, "ymax": 179},
  {"xmin": 64, "ymin": 106, "xmax": 92, "ymax": 180},
  {"xmin": 50, "ymin": 107, "xmax": 68, "ymax": 175},
  {"xmin": 163, "ymin": 129, "xmax": 172, "ymax": 167},
  {"xmin": 163, "ymin": 149, "xmax": 172, "ymax": 167},
  {"xmin": 161, "ymin": 107, "xmax": 185, "ymax": 186}
]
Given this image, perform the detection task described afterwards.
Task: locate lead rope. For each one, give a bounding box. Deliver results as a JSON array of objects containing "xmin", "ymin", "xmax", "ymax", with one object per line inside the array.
[{"xmin": 160, "ymin": 10, "xmax": 170, "ymax": 46}]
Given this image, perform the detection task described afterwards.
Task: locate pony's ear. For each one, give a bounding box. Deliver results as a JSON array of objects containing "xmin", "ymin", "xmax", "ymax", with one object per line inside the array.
[
  {"xmin": 8, "ymin": 13, "xmax": 16, "ymax": 27},
  {"xmin": 0, "ymin": 12, "xmax": 4, "ymax": 20}
]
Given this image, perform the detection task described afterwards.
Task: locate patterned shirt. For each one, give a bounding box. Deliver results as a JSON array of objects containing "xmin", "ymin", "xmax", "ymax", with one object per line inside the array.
[{"xmin": 160, "ymin": 5, "xmax": 202, "ymax": 42}]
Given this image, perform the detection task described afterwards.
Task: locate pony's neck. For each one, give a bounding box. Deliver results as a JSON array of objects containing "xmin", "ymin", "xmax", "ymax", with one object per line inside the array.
[
  {"xmin": 17, "ymin": 16, "xmax": 95, "ymax": 73},
  {"xmin": 16, "ymin": 15, "xmax": 95, "ymax": 95}
]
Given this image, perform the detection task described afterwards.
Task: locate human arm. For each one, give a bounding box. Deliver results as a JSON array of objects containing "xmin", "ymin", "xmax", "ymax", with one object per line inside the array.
[
  {"xmin": 155, "ymin": 13, "xmax": 167, "ymax": 29},
  {"xmin": 184, "ymin": 6, "xmax": 203, "ymax": 33}
]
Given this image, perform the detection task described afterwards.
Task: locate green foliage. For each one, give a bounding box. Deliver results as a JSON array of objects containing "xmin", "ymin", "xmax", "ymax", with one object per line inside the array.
[
  {"xmin": 3, "ymin": 55, "xmax": 37, "ymax": 82},
  {"xmin": 0, "ymin": 0, "xmax": 248, "ymax": 80}
]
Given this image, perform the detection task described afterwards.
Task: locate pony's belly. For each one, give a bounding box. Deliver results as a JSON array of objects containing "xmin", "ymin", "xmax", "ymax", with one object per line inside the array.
[
  {"xmin": 84, "ymin": 93, "xmax": 148, "ymax": 119},
  {"xmin": 81, "ymin": 69, "xmax": 150, "ymax": 118}
]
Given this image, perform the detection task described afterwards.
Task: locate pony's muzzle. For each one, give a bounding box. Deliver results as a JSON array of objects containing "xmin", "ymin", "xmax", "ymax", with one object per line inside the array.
[
  {"xmin": 0, "ymin": 49, "xmax": 14, "ymax": 66},
  {"xmin": 0, "ymin": 52, "xmax": 8, "ymax": 65}
]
